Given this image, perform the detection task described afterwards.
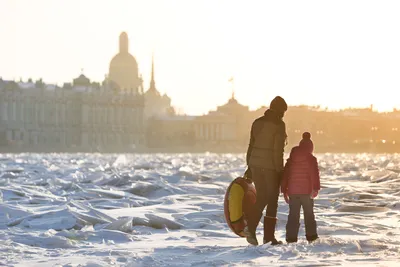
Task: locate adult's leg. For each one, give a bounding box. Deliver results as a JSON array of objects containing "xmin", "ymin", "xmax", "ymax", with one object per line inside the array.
[
  {"xmin": 285, "ymin": 195, "xmax": 302, "ymax": 243},
  {"xmin": 265, "ymin": 170, "xmax": 280, "ymax": 218},
  {"xmin": 301, "ymin": 196, "xmax": 318, "ymax": 242},
  {"xmin": 244, "ymin": 168, "xmax": 268, "ymax": 245},
  {"xmin": 264, "ymin": 170, "xmax": 282, "ymax": 244},
  {"xmin": 247, "ymin": 168, "xmax": 268, "ymax": 233}
]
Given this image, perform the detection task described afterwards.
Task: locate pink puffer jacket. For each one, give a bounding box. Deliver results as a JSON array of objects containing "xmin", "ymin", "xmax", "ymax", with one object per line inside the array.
[{"xmin": 281, "ymin": 146, "xmax": 320, "ymax": 195}]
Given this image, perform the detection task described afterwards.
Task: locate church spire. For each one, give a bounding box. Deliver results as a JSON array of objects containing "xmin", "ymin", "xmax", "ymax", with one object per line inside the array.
[
  {"xmin": 228, "ymin": 76, "xmax": 235, "ymax": 99},
  {"xmin": 149, "ymin": 53, "xmax": 156, "ymax": 92}
]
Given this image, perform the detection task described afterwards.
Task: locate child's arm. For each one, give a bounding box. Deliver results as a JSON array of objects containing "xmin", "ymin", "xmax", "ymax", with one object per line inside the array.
[{"xmin": 311, "ymin": 156, "xmax": 321, "ymax": 192}]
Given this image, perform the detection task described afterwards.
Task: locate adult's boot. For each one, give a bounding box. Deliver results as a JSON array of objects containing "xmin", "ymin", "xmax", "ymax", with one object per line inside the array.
[
  {"xmin": 243, "ymin": 202, "xmax": 262, "ymax": 246},
  {"xmin": 263, "ymin": 216, "xmax": 283, "ymax": 245},
  {"xmin": 243, "ymin": 226, "xmax": 258, "ymax": 246}
]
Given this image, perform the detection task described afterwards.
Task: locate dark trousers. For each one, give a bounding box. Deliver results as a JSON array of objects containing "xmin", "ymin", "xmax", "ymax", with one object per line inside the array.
[
  {"xmin": 247, "ymin": 168, "xmax": 280, "ymax": 233},
  {"xmin": 286, "ymin": 194, "xmax": 318, "ymax": 241}
]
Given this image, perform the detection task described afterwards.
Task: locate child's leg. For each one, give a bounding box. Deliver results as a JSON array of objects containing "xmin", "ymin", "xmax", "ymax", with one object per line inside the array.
[
  {"xmin": 301, "ymin": 197, "xmax": 318, "ymax": 242},
  {"xmin": 285, "ymin": 195, "xmax": 301, "ymax": 242}
]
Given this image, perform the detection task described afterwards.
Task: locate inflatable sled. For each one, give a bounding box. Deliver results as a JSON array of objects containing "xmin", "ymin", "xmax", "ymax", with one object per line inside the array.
[{"xmin": 224, "ymin": 176, "xmax": 256, "ymax": 237}]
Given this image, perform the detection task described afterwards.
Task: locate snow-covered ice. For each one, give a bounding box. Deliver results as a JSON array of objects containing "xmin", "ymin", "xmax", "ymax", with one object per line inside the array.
[{"xmin": 0, "ymin": 153, "xmax": 399, "ymax": 266}]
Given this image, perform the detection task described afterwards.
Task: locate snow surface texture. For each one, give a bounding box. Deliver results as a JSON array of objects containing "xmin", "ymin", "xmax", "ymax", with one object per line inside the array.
[{"xmin": 0, "ymin": 153, "xmax": 399, "ymax": 267}]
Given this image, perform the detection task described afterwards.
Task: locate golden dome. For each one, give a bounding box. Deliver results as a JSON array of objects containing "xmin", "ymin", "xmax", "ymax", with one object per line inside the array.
[{"xmin": 108, "ymin": 32, "xmax": 140, "ymax": 90}]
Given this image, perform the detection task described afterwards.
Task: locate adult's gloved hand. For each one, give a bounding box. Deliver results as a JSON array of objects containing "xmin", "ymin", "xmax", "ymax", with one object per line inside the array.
[{"xmin": 244, "ymin": 167, "xmax": 252, "ymax": 179}]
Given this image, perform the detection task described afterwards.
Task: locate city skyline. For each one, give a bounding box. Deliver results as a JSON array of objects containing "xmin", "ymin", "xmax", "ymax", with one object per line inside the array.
[{"xmin": 1, "ymin": 0, "xmax": 400, "ymax": 115}]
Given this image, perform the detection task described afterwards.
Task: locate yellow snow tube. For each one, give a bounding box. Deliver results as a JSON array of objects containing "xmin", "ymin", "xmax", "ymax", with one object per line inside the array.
[
  {"xmin": 228, "ymin": 183, "xmax": 245, "ymax": 222},
  {"xmin": 224, "ymin": 176, "xmax": 256, "ymax": 237}
]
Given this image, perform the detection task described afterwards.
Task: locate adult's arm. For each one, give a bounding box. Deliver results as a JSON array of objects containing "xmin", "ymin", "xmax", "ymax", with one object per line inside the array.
[
  {"xmin": 246, "ymin": 121, "xmax": 256, "ymax": 165},
  {"xmin": 273, "ymin": 122, "xmax": 287, "ymax": 172},
  {"xmin": 280, "ymin": 159, "xmax": 291, "ymax": 193}
]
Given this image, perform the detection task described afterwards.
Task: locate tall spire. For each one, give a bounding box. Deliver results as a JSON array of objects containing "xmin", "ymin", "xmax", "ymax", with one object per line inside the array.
[
  {"xmin": 228, "ymin": 76, "xmax": 235, "ymax": 99},
  {"xmin": 149, "ymin": 53, "xmax": 156, "ymax": 91}
]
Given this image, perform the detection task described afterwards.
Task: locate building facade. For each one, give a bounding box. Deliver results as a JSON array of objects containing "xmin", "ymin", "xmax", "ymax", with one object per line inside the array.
[
  {"xmin": 0, "ymin": 32, "xmax": 149, "ymax": 152},
  {"xmin": 145, "ymin": 92, "xmax": 254, "ymax": 151},
  {"xmin": 0, "ymin": 77, "xmax": 144, "ymax": 152}
]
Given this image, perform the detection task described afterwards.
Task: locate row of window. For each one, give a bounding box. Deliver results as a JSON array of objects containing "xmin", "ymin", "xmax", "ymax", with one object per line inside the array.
[
  {"xmin": 194, "ymin": 123, "xmax": 236, "ymax": 141},
  {"xmin": 0, "ymin": 101, "xmax": 143, "ymax": 127},
  {"xmin": 83, "ymin": 106, "xmax": 142, "ymax": 125}
]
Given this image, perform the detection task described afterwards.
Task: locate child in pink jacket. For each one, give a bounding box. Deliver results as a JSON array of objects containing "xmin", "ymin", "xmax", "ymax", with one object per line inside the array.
[{"xmin": 280, "ymin": 132, "xmax": 320, "ymax": 243}]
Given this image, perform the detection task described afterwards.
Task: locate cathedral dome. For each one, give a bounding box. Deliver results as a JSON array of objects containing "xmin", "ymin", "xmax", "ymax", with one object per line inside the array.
[
  {"xmin": 108, "ymin": 32, "xmax": 140, "ymax": 90},
  {"xmin": 109, "ymin": 54, "xmax": 139, "ymax": 83}
]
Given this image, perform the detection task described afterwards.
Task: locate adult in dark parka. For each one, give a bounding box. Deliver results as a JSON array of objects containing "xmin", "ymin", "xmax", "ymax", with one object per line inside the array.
[{"xmin": 244, "ymin": 96, "xmax": 288, "ymax": 245}]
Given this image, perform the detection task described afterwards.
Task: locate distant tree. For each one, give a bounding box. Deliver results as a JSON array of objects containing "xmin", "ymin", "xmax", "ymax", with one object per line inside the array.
[{"xmin": 28, "ymin": 78, "xmax": 33, "ymax": 83}]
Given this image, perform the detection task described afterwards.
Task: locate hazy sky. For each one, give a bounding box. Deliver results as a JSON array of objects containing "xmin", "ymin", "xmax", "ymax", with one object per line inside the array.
[{"xmin": 1, "ymin": 0, "xmax": 400, "ymax": 115}]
